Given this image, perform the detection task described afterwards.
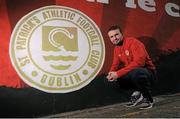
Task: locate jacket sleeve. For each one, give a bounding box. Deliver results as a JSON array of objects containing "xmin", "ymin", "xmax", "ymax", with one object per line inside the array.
[
  {"xmin": 109, "ymin": 48, "xmax": 121, "ymax": 72},
  {"xmin": 116, "ymin": 41, "xmax": 147, "ymax": 77}
]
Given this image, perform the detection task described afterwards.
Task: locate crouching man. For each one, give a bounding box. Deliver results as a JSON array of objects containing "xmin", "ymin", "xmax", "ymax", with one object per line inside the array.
[{"xmin": 106, "ymin": 25, "xmax": 157, "ymax": 109}]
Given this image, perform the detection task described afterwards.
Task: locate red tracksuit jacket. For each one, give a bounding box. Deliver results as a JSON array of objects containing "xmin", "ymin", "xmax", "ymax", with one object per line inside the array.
[{"xmin": 110, "ymin": 37, "xmax": 156, "ymax": 78}]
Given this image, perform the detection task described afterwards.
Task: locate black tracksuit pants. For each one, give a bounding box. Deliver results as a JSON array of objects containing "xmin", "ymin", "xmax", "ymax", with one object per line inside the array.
[{"xmin": 104, "ymin": 68, "xmax": 156, "ymax": 103}]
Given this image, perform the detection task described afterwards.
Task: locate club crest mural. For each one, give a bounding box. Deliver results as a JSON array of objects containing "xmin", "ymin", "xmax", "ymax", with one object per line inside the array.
[{"xmin": 9, "ymin": 5, "xmax": 105, "ymax": 93}]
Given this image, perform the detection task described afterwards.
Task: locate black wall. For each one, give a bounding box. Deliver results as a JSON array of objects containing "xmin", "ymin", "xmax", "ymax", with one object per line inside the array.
[{"xmin": 0, "ymin": 49, "xmax": 180, "ymax": 117}]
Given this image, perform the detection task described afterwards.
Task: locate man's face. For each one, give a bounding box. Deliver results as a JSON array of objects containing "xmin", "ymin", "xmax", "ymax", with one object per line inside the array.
[{"xmin": 108, "ymin": 29, "xmax": 123, "ymax": 45}]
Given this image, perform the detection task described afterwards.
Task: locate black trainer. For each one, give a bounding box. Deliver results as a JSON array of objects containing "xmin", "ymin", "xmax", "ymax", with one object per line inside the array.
[
  {"xmin": 139, "ymin": 98, "xmax": 153, "ymax": 109},
  {"xmin": 125, "ymin": 92, "xmax": 143, "ymax": 107}
]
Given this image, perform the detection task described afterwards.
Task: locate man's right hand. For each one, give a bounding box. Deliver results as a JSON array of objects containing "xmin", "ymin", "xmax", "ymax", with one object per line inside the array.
[
  {"xmin": 106, "ymin": 72, "xmax": 118, "ymax": 81},
  {"xmin": 106, "ymin": 74, "xmax": 113, "ymax": 81}
]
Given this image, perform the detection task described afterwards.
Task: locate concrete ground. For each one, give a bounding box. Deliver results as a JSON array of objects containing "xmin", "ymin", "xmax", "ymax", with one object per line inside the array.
[{"xmin": 46, "ymin": 92, "xmax": 180, "ymax": 118}]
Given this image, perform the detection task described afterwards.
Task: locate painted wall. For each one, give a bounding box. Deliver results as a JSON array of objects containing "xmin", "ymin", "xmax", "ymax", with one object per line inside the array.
[{"xmin": 0, "ymin": 0, "xmax": 180, "ymax": 117}]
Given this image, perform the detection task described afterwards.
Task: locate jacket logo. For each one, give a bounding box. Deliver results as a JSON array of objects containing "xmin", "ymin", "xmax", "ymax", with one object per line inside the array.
[{"xmin": 125, "ymin": 50, "xmax": 129, "ymax": 56}]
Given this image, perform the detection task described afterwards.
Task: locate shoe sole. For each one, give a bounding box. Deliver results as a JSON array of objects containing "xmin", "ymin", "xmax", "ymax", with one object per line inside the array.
[
  {"xmin": 140, "ymin": 104, "xmax": 153, "ymax": 109},
  {"xmin": 125, "ymin": 94, "xmax": 143, "ymax": 107}
]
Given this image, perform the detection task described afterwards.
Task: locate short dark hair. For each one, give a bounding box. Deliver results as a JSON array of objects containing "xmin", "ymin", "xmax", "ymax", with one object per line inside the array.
[{"xmin": 108, "ymin": 25, "xmax": 122, "ymax": 33}]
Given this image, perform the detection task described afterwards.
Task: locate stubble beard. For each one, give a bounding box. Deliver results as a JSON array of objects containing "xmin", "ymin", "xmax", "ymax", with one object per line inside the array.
[{"xmin": 115, "ymin": 37, "xmax": 123, "ymax": 46}]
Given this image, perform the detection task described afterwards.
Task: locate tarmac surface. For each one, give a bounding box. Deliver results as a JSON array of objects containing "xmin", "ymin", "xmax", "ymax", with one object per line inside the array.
[{"xmin": 46, "ymin": 92, "xmax": 180, "ymax": 118}]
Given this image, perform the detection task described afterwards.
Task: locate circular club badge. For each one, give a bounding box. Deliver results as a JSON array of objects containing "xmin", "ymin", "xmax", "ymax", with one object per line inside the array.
[{"xmin": 9, "ymin": 5, "xmax": 105, "ymax": 93}]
